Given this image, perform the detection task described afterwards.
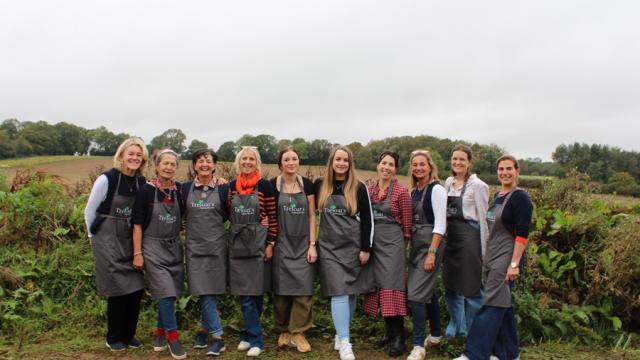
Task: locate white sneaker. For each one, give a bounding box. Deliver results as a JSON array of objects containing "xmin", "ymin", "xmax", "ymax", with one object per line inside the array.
[
  {"xmin": 489, "ymin": 356, "xmax": 500, "ymax": 360},
  {"xmin": 453, "ymin": 355, "xmax": 470, "ymax": 360},
  {"xmin": 339, "ymin": 339, "xmax": 355, "ymax": 360},
  {"xmin": 246, "ymin": 347, "xmax": 262, "ymax": 357},
  {"xmin": 237, "ymin": 341, "xmax": 251, "ymax": 351},
  {"xmin": 407, "ymin": 345, "xmax": 426, "ymax": 360},
  {"xmin": 334, "ymin": 335, "xmax": 341, "ymax": 351},
  {"xmin": 424, "ymin": 335, "xmax": 442, "ymax": 347}
]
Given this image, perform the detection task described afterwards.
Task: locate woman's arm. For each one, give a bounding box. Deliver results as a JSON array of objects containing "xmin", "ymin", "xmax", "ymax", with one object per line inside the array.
[
  {"xmin": 425, "ymin": 184, "xmax": 447, "ymax": 271},
  {"xmin": 357, "ymin": 182, "xmax": 374, "ymax": 264},
  {"xmin": 132, "ymin": 224, "xmax": 144, "ymax": 269},
  {"xmin": 84, "ymin": 174, "xmax": 108, "ymax": 238},
  {"xmin": 474, "ymin": 180, "xmax": 490, "ymax": 258}
]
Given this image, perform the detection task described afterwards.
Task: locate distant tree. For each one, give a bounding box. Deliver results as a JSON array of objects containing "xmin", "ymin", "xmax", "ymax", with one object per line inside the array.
[
  {"xmin": 18, "ymin": 121, "xmax": 57, "ymax": 155},
  {"xmin": 149, "ymin": 128, "xmax": 187, "ymax": 155},
  {"xmin": 183, "ymin": 139, "xmax": 208, "ymax": 159},
  {"xmin": 217, "ymin": 141, "xmax": 237, "ymax": 162},
  {"xmin": 277, "ymin": 139, "xmax": 292, "ymax": 151},
  {"xmin": 0, "ymin": 130, "xmax": 16, "ymax": 158},
  {"xmin": 253, "ymin": 134, "xmax": 278, "ymax": 164},
  {"xmin": 291, "ymin": 138, "xmax": 309, "ymax": 162},
  {"xmin": 1, "ymin": 119, "xmax": 21, "ymax": 139},
  {"xmin": 54, "ymin": 122, "xmax": 90, "ymax": 155},
  {"xmin": 307, "ymin": 139, "xmax": 332, "ymax": 165},
  {"xmin": 89, "ymin": 126, "xmax": 130, "ymax": 156}
]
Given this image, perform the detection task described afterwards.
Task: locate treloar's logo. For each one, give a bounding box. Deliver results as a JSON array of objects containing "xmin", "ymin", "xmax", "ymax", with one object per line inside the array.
[
  {"xmin": 159, "ymin": 212, "xmax": 178, "ymax": 224},
  {"xmin": 191, "ymin": 199, "xmax": 215, "ymax": 209},
  {"xmin": 324, "ymin": 204, "xmax": 347, "ymax": 215},
  {"xmin": 283, "ymin": 202, "xmax": 305, "ymax": 214},
  {"xmin": 115, "ymin": 206, "xmax": 132, "ymax": 216},
  {"xmin": 234, "ymin": 204, "xmax": 255, "ymax": 216}
]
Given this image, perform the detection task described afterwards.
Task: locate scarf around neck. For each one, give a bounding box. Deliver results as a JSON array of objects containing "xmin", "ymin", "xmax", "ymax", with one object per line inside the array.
[{"xmin": 236, "ymin": 171, "xmax": 261, "ymax": 195}]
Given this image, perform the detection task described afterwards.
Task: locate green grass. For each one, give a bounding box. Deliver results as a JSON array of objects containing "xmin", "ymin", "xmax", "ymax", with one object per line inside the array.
[{"xmin": 0, "ymin": 155, "xmax": 100, "ymax": 169}]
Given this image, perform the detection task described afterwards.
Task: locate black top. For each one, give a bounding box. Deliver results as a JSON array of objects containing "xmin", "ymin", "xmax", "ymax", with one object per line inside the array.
[
  {"xmin": 132, "ymin": 182, "xmax": 185, "ymax": 232},
  {"xmin": 270, "ymin": 176, "xmax": 315, "ymax": 203},
  {"xmin": 96, "ymin": 168, "xmax": 146, "ymax": 215},
  {"xmin": 492, "ymin": 189, "xmax": 533, "ymax": 238},
  {"xmin": 313, "ymin": 178, "xmax": 373, "ymax": 251},
  {"xmin": 411, "ymin": 181, "xmax": 442, "ymax": 225},
  {"xmin": 180, "ymin": 181, "xmax": 230, "ymax": 220}
]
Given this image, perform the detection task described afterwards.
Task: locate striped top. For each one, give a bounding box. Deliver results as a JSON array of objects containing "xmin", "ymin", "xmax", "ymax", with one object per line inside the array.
[
  {"xmin": 228, "ymin": 178, "xmax": 278, "ymax": 243},
  {"xmin": 368, "ymin": 180, "xmax": 413, "ymax": 240}
]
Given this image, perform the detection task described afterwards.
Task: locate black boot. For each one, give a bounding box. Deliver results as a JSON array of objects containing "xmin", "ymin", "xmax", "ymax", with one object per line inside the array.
[
  {"xmin": 388, "ymin": 316, "xmax": 406, "ymax": 357},
  {"xmin": 374, "ymin": 317, "xmax": 392, "ymax": 349}
]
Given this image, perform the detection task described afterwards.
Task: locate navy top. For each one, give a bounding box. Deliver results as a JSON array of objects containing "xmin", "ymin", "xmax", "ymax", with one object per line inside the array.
[
  {"xmin": 96, "ymin": 168, "xmax": 146, "ymax": 215},
  {"xmin": 411, "ymin": 181, "xmax": 442, "ymax": 225},
  {"xmin": 180, "ymin": 181, "xmax": 230, "ymax": 220},
  {"xmin": 492, "ymin": 189, "xmax": 533, "ymax": 238},
  {"xmin": 132, "ymin": 182, "xmax": 185, "ymax": 231}
]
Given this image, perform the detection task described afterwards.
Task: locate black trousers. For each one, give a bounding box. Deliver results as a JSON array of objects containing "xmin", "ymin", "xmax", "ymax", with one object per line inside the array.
[{"xmin": 106, "ymin": 290, "xmax": 143, "ymax": 344}]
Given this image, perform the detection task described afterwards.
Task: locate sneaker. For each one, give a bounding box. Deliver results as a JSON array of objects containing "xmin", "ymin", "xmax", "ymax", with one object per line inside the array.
[
  {"xmin": 490, "ymin": 356, "xmax": 500, "ymax": 360},
  {"xmin": 277, "ymin": 332, "xmax": 291, "ymax": 348},
  {"xmin": 105, "ymin": 341, "xmax": 127, "ymax": 351},
  {"xmin": 334, "ymin": 335, "xmax": 341, "ymax": 351},
  {"xmin": 127, "ymin": 338, "xmax": 143, "ymax": 349},
  {"xmin": 237, "ymin": 340, "xmax": 251, "ymax": 351},
  {"xmin": 289, "ymin": 332, "xmax": 311, "ymax": 353},
  {"xmin": 407, "ymin": 346, "xmax": 426, "ymax": 360},
  {"xmin": 339, "ymin": 339, "xmax": 355, "ymax": 360},
  {"xmin": 193, "ymin": 331, "xmax": 208, "ymax": 349},
  {"xmin": 247, "ymin": 346, "xmax": 262, "ymax": 357},
  {"xmin": 453, "ymin": 355, "xmax": 470, "ymax": 360},
  {"xmin": 153, "ymin": 335, "xmax": 168, "ymax": 352},
  {"xmin": 424, "ymin": 335, "xmax": 442, "ymax": 348},
  {"xmin": 206, "ymin": 338, "xmax": 226, "ymax": 356},
  {"xmin": 168, "ymin": 339, "xmax": 187, "ymax": 360}
]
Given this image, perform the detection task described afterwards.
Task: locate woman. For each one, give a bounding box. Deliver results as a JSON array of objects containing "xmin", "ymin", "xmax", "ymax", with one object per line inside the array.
[
  {"xmin": 85, "ymin": 137, "xmax": 148, "ymax": 351},
  {"xmin": 314, "ymin": 145, "xmax": 373, "ymax": 360},
  {"xmin": 270, "ymin": 146, "xmax": 317, "ymax": 353},
  {"xmin": 443, "ymin": 144, "xmax": 489, "ymax": 338},
  {"xmin": 181, "ymin": 149, "xmax": 228, "ymax": 356},
  {"xmin": 132, "ymin": 149, "xmax": 186, "ymax": 360},
  {"xmin": 362, "ymin": 150, "xmax": 412, "ymax": 357},
  {"xmin": 406, "ymin": 150, "xmax": 447, "ymax": 360},
  {"xmin": 455, "ymin": 155, "xmax": 533, "ymax": 360},
  {"xmin": 227, "ymin": 146, "xmax": 277, "ymax": 357}
]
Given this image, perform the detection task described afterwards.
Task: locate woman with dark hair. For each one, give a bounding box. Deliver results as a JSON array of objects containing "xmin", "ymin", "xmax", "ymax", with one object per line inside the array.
[
  {"xmin": 227, "ymin": 146, "xmax": 277, "ymax": 357},
  {"xmin": 85, "ymin": 137, "xmax": 148, "ymax": 351},
  {"xmin": 314, "ymin": 145, "xmax": 373, "ymax": 360},
  {"xmin": 132, "ymin": 149, "xmax": 186, "ymax": 360},
  {"xmin": 181, "ymin": 148, "xmax": 229, "ymax": 356},
  {"xmin": 455, "ymin": 155, "xmax": 532, "ymax": 360},
  {"xmin": 362, "ymin": 150, "xmax": 412, "ymax": 357},
  {"xmin": 270, "ymin": 146, "xmax": 317, "ymax": 353},
  {"xmin": 405, "ymin": 150, "xmax": 447, "ymax": 360},
  {"xmin": 443, "ymin": 144, "xmax": 489, "ymax": 339}
]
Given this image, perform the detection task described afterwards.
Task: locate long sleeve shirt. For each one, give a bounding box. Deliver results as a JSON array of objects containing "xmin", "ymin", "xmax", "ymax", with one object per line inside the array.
[
  {"xmin": 445, "ymin": 174, "xmax": 490, "ymax": 256},
  {"xmin": 368, "ymin": 180, "xmax": 413, "ymax": 240},
  {"xmin": 227, "ymin": 178, "xmax": 278, "ymax": 243}
]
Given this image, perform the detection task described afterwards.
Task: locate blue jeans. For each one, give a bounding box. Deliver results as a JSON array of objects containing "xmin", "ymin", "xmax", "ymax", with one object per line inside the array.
[
  {"xmin": 444, "ymin": 288, "xmax": 484, "ymax": 337},
  {"xmin": 239, "ymin": 296, "xmax": 264, "ymax": 349},
  {"xmin": 463, "ymin": 305, "xmax": 519, "ymax": 360},
  {"xmin": 157, "ymin": 297, "xmax": 178, "ymax": 332},
  {"xmin": 408, "ymin": 293, "xmax": 442, "ymax": 346},
  {"xmin": 200, "ymin": 295, "xmax": 223, "ymax": 337},
  {"xmin": 331, "ymin": 295, "xmax": 356, "ymax": 341}
]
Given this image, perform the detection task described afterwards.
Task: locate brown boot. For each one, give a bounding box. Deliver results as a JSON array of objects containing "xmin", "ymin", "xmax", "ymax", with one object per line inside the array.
[
  {"xmin": 289, "ymin": 332, "xmax": 311, "ymax": 353},
  {"xmin": 277, "ymin": 332, "xmax": 291, "ymax": 348}
]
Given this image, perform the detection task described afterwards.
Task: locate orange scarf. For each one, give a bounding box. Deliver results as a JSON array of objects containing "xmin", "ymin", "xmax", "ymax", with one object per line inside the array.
[{"xmin": 236, "ymin": 171, "xmax": 261, "ymax": 195}]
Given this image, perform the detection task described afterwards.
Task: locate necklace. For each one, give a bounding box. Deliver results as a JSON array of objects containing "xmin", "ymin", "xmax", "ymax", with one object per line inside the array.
[
  {"xmin": 124, "ymin": 175, "xmax": 136, "ymax": 193},
  {"xmin": 160, "ymin": 187, "xmax": 172, "ymax": 200}
]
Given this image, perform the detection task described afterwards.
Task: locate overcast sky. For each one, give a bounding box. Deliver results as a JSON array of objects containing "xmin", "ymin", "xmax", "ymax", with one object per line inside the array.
[{"xmin": 2, "ymin": 0, "xmax": 638, "ymax": 160}]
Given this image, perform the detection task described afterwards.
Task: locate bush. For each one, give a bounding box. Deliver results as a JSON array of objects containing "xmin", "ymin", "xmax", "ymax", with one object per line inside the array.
[{"xmin": 602, "ymin": 172, "xmax": 640, "ymax": 197}]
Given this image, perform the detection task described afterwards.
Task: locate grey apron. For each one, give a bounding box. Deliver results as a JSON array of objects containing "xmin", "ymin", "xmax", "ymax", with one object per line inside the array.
[
  {"xmin": 228, "ymin": 189, "xmax": 268, "ymax": 296},
  {"xmin": 483, "ymin": 189, "xmax": 519, "ymax": 308},
  {"xmin": 185, "ymin": 182, "xmax": 228, "ymax": 295},
  {"xmin": 407, "ymin": 183, "xmax": 445, "ymax": 303},
  {"xmin": 370, "ymin": 181, "xmax": 405, "ymax": 291},
  {"xmin": 272, "ymin": 177, "xmax": 315, "ymax": 296},
  {"xmin": 142, "ymin": 187, "xmax": 184, "ymax": 300},
  {"xmin": 318, "ymin": 194, "xmax": 371, "ymax": 296},
  {"xmin": 92, "ymin": 172, "xmax": 144, "ymax": 297},
  {"xmin": 443, "ymin": 182, "xmax": 482, "ymax": 297}
]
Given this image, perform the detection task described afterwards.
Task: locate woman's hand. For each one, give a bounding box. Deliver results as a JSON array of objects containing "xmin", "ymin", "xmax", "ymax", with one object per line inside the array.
[
  {"xmin": 264, "ymin": 243, "xmax": 273, "ymax": 262},
  {"xmin": 216, "ymin": 177, "xmax": 228, "ymax": 185},
  {"xmin": 423, "ymin": 253, "xmax": 436, "ymax": 272},
  {"xmin": 260, "ymin": 216, "xmax": 269, "ymax": 227},
  {"xmin": 307, "ymin": 244, "xmax": 318, "ymax": 263},
  {"xmin": 133, "ymin": 253, "xmax": 144, "ymax": 270},
  {"xmin": 505, "ymin": 265, "xmax": 519, "ymax": 283},
  {"xmin": 359, "ymin": 251, "xmax": 370, "ymax": 265}
]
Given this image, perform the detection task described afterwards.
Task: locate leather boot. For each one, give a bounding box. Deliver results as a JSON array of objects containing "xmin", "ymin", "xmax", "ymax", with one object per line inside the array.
[
  {"xmin": 388, "ymin": 316, "xmax": 407, "ymax": 357},
  {"xmin": 374, "ymin": 317, "xmax": 392, "ymax": 349}
]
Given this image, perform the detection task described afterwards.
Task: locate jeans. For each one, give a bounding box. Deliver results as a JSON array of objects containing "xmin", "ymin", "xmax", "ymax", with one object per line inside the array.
[
  {"xmin": 444, "ymin": 287, "xmax": 484, "ymax": 337},
  {"xmin": 408, "ymin": 293, "xmax": 441, "ymax": 346},
  {"xmin": 157, "ymin": 297, "xmax": 178, "ymax": 332},
  {"xmin": 200, "ymin": 295, "xmax": 224, "ymax": 337},
  {"xmin": 331, "ymin": 295, "xmax": 356, "ymax": 341},
  {"xmin": 239, "ymin": 296, "xmax": 264, "ymax": 349},
  {"xmin": 463, "ymin": 305, "xmax": 519, "ymax": 360}
]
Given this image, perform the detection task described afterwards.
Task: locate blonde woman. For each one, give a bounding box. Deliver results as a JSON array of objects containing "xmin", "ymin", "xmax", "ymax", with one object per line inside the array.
[
  {"xmin": 85, "ymin": 137, "xmax": 148, "ymax": 351},
  {"xmin": 314, "ymin": 145, "xmax": 373, "ymax": 360}
]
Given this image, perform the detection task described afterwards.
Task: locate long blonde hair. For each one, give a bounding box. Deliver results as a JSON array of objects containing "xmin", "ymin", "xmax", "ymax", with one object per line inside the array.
[
  {"xmin": 233, "ymin": 146, "xmax": 262, "ymax": 174},
  {"xmin": 408, "ymin": 149, "xmax": 439, "ymax": 189},
  {"xmin": 318, "ymin": 145, "xmax": 359, "ymax": 216},
  {"xmin": 113, "ymin": 137, "xmax": 148, "ymax": 176}
]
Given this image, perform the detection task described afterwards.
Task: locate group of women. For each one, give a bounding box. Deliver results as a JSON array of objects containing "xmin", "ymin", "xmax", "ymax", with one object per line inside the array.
[{"xmin": 85, "ymin": 138, "xmax": 532, "ymax": 360}]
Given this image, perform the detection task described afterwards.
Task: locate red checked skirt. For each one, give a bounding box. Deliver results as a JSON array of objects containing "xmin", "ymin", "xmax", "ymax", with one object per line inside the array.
[{"xmin": 363, "ymin": 288, "xmax": 407, "ymax": 317}]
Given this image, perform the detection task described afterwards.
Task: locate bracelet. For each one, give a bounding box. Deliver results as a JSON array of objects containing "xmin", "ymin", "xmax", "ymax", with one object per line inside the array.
[
  {"xmin": 428, "ymin": 247, "xmax": 438, "ymax": 254},
  {"xmin": 309, "ymin": 242, "xmax": 316, "ymax": 246},
  {"xmin": 134, "ymin": 252, "xmax": 142, "ymax": 256}
]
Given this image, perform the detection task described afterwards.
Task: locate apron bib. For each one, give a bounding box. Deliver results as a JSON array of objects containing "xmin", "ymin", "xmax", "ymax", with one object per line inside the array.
[
  {"xmin": 185, "ymin": 182, "xmax": 228, "ymax": 295},
  {"xmin": 228, "ymin": 189, "xmax": 268, "ymax": 295},
  {"xmin": 370, "ymin": 181, "xmax": 405, "ymax": 291},
  {"xmin": 272, "ymin": 177, "xmax": 315, "ymax": 296},
  {"xmin": 443, "ymin": 181, "xmax": 482, "ymax": 296},
  {"xmin": 483, "ymin": 189, "xmax": 519, "ymax": 308},
  {"xmin": 92, "ymin": 172, "xmax": 144, "ymax": 297},
  {"xmin": 407, "ymin": 183, "xmax": 445, "ymax": 303},
  {"xmin": 142, "ymin": 186, "xmax": 184, "ymax": 300}
]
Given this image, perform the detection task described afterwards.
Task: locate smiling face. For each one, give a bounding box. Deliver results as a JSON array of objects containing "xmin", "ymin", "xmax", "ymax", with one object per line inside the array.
[
  {"xmin": 411, "ymin": 154, "xmax": 431, "ymax": 182},
  {"xmin": 194, "ymin": 154, "xmax": 215, "ymax": 178},
  {"xmin": 497, "ymin": 159, "xmax": 519, "ymax": 188},
  {"xmin": 120, "ymin": 145, "xmax": 144, "ymax": 174},
  {"xmin": 451, "ymin": 150, "xmax": 470, "ymax": 177},
  {"xmin": 280, "ymin": 150, "xmax": 299, "ymax": 175},
  {"xmin": 332, "ymin": 149, "xmax": 350, "ymax": 180},
  {"xmin": 156, "ymin": 154, "xmax": 178, "ymax": 182},
  {"xmin": 239, "ymin": 150, "xmax": 258, "ymax": 175},
  {"xmin": 377, "ymin": 154, "xmax": 397, "ymax": 181}
]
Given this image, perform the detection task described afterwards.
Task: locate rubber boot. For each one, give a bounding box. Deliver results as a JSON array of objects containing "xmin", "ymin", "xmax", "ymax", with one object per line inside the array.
[
  {"xmin": 388, "ymin": 316, "xmax": 406, "ymax": 357},
  {"xmin": 374, "ymin": 317, "xmax": 392, "ymax": 349}
]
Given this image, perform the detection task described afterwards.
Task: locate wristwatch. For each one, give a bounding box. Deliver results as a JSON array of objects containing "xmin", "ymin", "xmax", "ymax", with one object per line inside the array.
[{"xmin": 510, "ymin": 261, "xmax": 518, "ymax": 269}]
